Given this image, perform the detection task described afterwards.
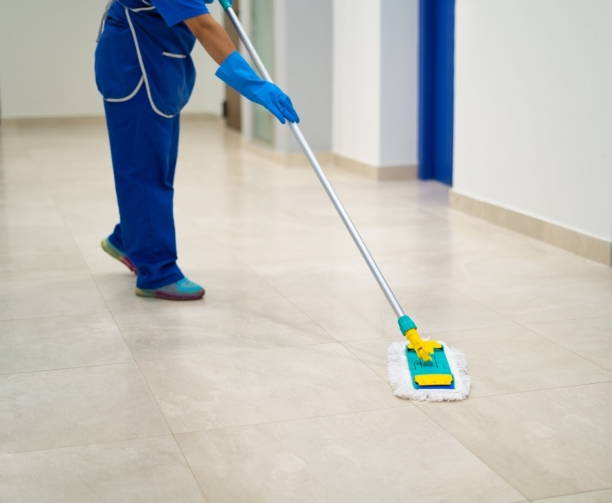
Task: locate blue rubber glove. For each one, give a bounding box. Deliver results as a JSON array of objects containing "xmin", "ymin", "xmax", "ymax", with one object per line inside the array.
[{"xmin": 215, "ymin": 51, "xmax": 299, "ymax": 124}]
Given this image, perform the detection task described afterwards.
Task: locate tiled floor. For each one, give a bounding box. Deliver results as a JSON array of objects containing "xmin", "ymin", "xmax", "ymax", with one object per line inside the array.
[{"xmin": 0, "ymin": 116, "xmax": 611, "ymax": 503}]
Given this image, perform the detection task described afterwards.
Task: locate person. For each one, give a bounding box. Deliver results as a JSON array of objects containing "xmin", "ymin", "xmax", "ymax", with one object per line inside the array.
[{"xmin": 95, "ymin": 0, "xmax": 298, "ymax": 300}]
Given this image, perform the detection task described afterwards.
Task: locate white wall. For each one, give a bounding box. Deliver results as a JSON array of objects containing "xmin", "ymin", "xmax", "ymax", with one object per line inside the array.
[
  {"xmin": 0, "ymin": 1, "xmax": 223, "ymax": 119},
  {"xmin": 379, "ymin": 0, "xmax": 419, "ymax": 167},
  {"xmin": 332, "ymin": 0, "xmax": 381, "ymax": 166},
  {"xmin": 332, "ymin": 0, "xmax": 419, "ymax": 168},
  {"xmin": 454, "ymin": 0, "xmax": 612, "ymax": 242}
]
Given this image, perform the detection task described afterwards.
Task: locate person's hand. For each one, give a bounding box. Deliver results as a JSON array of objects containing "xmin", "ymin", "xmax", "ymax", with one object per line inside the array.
[
  {"xmin": 215, "ymin": 51, "xmax": 300, "ymax": 124},
  {"xmin": 247, "ymin": 81, "xmax": 299, "ymax": 124}
]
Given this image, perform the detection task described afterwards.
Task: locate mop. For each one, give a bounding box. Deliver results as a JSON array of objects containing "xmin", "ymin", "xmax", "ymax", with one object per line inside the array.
[{"xmin": 219, "ymin": 0, "xmax": 470, "ymax": 401}]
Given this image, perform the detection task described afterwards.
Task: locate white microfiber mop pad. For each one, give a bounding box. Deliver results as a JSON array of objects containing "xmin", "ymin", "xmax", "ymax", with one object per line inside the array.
[{"xmin": 387, "ymin": 341, "xmax": 471, "ymax": 401}]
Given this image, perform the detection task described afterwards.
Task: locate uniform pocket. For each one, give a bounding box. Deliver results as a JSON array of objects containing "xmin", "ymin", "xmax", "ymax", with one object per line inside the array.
[
  {"xmin": 144, "ymin": 50, "xmax": 196, "ymax": 116},
  {"xmin": 95, "ymin": 18, "xmax": 142, "ymax": 101}
]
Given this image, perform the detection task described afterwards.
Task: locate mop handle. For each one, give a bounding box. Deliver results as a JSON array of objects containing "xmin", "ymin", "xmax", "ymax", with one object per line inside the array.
[{"xmin": 221, "ymin": 4, "xmax": 406, "ymax": 320}]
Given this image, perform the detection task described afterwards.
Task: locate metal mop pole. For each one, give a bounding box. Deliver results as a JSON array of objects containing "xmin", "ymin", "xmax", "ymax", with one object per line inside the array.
[{"xmin": 220, "ymin": 3, "xmax": 409, "ymax": 322}]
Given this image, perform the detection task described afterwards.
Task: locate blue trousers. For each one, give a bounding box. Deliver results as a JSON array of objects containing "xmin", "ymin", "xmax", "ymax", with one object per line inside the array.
[{"xmin": 103, "ymin": 87, "xmax": 184, "ymax": 289}]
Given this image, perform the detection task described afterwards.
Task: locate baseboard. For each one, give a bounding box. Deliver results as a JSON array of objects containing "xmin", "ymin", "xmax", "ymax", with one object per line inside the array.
[
  {"xmin": 177, "ymin": 112, "xmax": 221, "ymax": 122},
  {"xmin": 1, "ymin": 115, "xmax": 106, "ymax": 127},
  {"xmin": 243, "ymin": 147, "xmax": 417, "ymax": 180},
  {"xmin": 332, "ymin": 154, "xmax": 418, "ymax": 181},
  {"xmin": 449, "ymin": 191, "xmax": 612, "ymax": 266}
]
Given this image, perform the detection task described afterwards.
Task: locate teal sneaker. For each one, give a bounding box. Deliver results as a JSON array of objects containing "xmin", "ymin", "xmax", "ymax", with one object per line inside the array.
[
  {"xmin": 101, "ymin": 238, "xmax": 137, "ymax": 274},
  {"xmin": 135, "ymin": 277, "xmax": 205, "ymax": 301}
]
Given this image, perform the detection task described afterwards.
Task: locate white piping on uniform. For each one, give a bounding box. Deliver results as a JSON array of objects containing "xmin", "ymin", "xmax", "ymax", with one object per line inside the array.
[
  {"xmin": 162, "ymin": 51, "xmax": 187, "ymax": 59},
  {"xmin": 124, "ymin": 7, "xmax": 175, "ymax": 119},
  {"xmin": 130, "ymin": 6, "xmax": 155, "ymax": 12},
  {"xmin": 97, "ymin": 0, "xmax": 114, "ymax": 42},
  {"xmin": 104, "ymin": 75, "xmax": 144, "ymax": 102}
]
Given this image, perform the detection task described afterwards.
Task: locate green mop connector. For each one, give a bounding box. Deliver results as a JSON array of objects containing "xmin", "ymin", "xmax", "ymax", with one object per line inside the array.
[
  {"xmin": 398, "ymin": 314, "xmax": 417, "ymax": 334},
  {"xmin": 219, "ymin": 0, "xmax": 233, "ymax": 9},
  {"xmin": 398, "ymin": 315, "xmax": 434, "ymax": 362}
]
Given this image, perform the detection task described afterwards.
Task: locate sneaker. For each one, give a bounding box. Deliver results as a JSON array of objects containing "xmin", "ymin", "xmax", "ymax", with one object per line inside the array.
[
  {"xmin": 135, "ymin": 277, "xmax": 205, "ymax": 301},
  {"xmin": 101, "ymin": 238, "xmax": 137, "ymax": 274}
]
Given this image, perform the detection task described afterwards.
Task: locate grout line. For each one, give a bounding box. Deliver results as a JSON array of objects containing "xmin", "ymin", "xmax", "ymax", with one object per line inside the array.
[
  {"xmin": 241, "ymin": 263, "xmax": 393, "ymax": 384},
  {"xmin": 0, "ymin": 360, "xmax": 134, "ymax": 378},
  {"xmin": 411, "ymin": 404, "xmax": 532, "ymax": 502},
  {"xmin": 0, "ymin": 309, "xmax": 111, "ymax": 325},
  {"xmin": 116, "ymin": 323, "xmax": 212, "ymax": 503},
  {"xmin": 340, "ymin": 340, "xmax": 391, "ymax": 384},
  {"xmin": 443, "ymin": 286, "xmax": 612, "ymax": 373},
  {"xmin": 171, "ymin": 427, "xmax": 213, "ymax": 503},
  {"xmin": 65, "ymin": 228, "xmax": 209, "ymax": 502},
  {"xmin": 82, "ymin": 234, "xmax": 220, "ymax": 502},
  {"xmin": 0, "ymin": 433, "xmax": 172, "ymax": 458},
  {"xmin": 531, "ymin": 486, "xmax": 612, "ymax": 502},
  {"xmin": 458, "ymin": 379, "xmax": 612, "ymax": 401},
  {"xmin": 0, "ymin": 185, "xmax": 202, "ymax": 477},
  {"xmin": 170, "ymin": 402, "xmax": 415, "ymax": 437},
  {"xmin": 81, "ymin": 265, "xmax": 212, "ymax": 503},
  {"xmin": 510, "ymin": 317, "xmax": 612, "ymax": 376}
]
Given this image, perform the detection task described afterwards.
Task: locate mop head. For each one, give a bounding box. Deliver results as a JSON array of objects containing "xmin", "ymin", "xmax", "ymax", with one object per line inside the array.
[{"xmin": 387, "ymin": 340, "xmax": 471, "ymax": 401}]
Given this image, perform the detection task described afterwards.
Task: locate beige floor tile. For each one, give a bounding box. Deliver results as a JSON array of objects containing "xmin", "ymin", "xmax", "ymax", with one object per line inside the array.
[
  {"xmin": 0, "ymin": 363, "xmax": 168, "ymax": 453},
  {"xmin": 445, "ymin": 234, "xmax": 607, "ymax": 284},
  {"xmin": 532, "ymin": 488, "xmax": 612, "ymax": 502},
  {"xmin": 418, "ymin": 383, "xmax": 612, "ymax": 500},
  {"xmin": 0, "ymin": 270, "xmax": 108, "ymax": 321},
  {"xmin": 0, "ymin": 198, "xmax": 65, "ymax": 230},
  {"xmin": 139, "ymin": 343, "xmax": 408, "ymax": 433},
  {"xmin": 115, "ymin": 301, "xmax": 332, "ymax": 362},
  {"xmin": 527, "ymin": 315, "xmax": 612, "ymax": 372},
  {"xmin": 452, "ymin": 269, "xmax": 612, "ymax": 325},
  {"xmin": 0, "ymin": 225, "xmax": 89, "ymax": 275},
  {"xmin": 89, "ymin": 272, "xmax": 140, "ymax": 311},
  {"xmin": 2, "ymin": 115, "xmax": 611, "ymax": 503},
  {"xmin": 342, "ymin": 338, "xmax": 395, "ymax": 380},
  {"xmin": 208, "ymin": 215, "xmax": 359, "ymax": 267},
  {"xmin": 95, "ymin": 264, "xmax": 325, "ymax": 337},
  {"xmin": 0, "ymin": 436, "xmax": 207, "ymax": 503},
  {"xmin": 0, "ymin": 312, "xmax": 131, "ymax": 374},
  {"xmin": 306, "ymin": 285, "xmax": 505, "ymax": 341},
  {"xmin": 58, "ymin": 201, "xmax": 119, "ymax": 236},
  {"xmin": 106, "ymin": 256, "xmax": 334, "ymax": 361},
  {"xmin": 177, "ymin": 407, "xmax": 524, "ymax": 503},
  {"xmin": 251, "ymin": 259, "xmax": 507, "ymax": 341}
]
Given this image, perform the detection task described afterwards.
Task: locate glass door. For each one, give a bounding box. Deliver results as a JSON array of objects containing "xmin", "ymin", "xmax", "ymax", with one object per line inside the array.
[{"xmin": 251, "ymin": 0, "xmax": 274, "ymax": 145}]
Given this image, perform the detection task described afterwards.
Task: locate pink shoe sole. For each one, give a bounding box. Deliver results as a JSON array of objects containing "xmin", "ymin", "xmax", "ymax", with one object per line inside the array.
[
  {"xmin": 101, "ymin": 239, "xmax": 138, "ymax": 274},
  {"xmin": 118, "ymin": 256, "xmax": 138, "ymax": 274},
  {"xmin": 134, "ymin": 288, "xmax": 205, "ymax": 301}
]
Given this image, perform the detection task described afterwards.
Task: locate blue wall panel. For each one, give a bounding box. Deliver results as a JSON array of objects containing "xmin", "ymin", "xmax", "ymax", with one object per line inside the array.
[{"xmin": 418, "ymin": 0, "xmax": 455, "ymax": 186}]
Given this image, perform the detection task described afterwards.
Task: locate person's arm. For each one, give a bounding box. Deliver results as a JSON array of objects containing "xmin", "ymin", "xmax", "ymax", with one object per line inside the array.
[
  {"xmin": 184, "ymin": 13, "xmax": 299, "ymax": 124},
  {"xmin": 184, "ymin": 13, "xmax": 235, "ymax": 64}
]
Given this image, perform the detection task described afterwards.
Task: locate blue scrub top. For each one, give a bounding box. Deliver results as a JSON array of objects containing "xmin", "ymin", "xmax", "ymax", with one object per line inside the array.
[{"xmin": 95, "ymin": 0, "xmax": 210, "ymax": 117}]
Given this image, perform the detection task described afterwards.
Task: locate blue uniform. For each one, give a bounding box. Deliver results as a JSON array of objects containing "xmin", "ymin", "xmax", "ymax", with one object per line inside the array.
[{"xmin": 95, "ymin": 0, "xmax": 208, "ymax": 289}]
